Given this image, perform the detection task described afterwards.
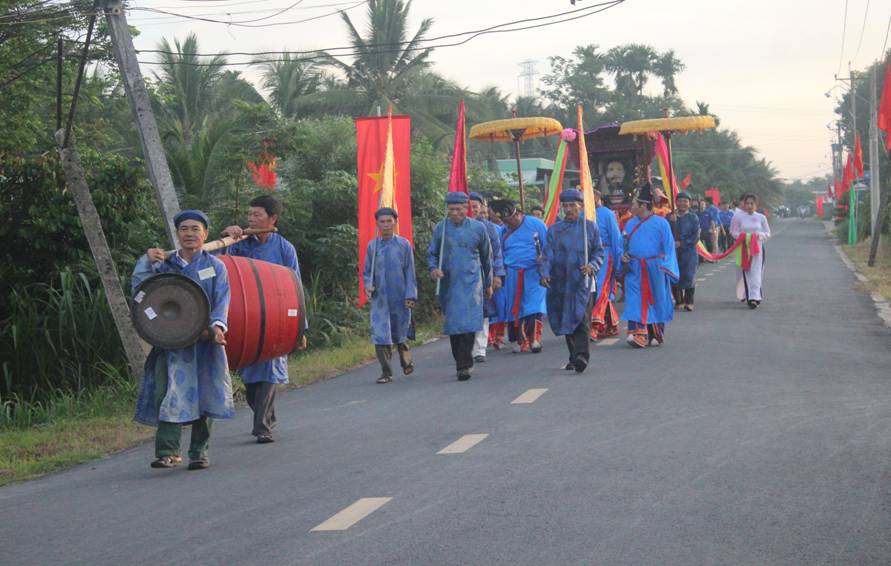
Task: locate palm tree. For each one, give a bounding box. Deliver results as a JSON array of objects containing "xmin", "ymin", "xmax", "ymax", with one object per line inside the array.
[
  {"xmin": 652, "ymin": 49, "xmax": 685, "ymax": 97},
  {"xmin": 154, "ymin": 33, "xmax": 227, "ymax": 146},
  {"xmin": 256, "ymin": 52, "xmax": 322, "ymax": 118},
  {"xmin": 604, "ymin": 44, "xmax": 657, "ymax": 98},
  {"xmin": 324, "ymin": 0, "xmax": 434, "ymax": 113}
]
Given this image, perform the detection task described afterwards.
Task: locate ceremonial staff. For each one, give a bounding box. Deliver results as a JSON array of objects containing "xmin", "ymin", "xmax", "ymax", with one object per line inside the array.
[{"xmin": 435, "ymin": 208, "xmax": 447, "ymax": 297}]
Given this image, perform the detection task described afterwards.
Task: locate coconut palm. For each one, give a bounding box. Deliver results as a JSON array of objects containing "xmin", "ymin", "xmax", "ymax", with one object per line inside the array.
[
  {"xmin": 154, "ymin": 33, "xmax": 227, "ymax": 146},
  {"xmin": 323, "ymin": 0, "xmax": 434, "ymax": 113},
  {"xmin": 256, "ymin": 52, "xmax": 322, "ymax": 118},
  {"xmin": 653, "ymin": 49, "xmax": 685, "ymax": 97},
  {"xmin": 604, "ymin": 44, "xmax": 657, "ymax": 98}
]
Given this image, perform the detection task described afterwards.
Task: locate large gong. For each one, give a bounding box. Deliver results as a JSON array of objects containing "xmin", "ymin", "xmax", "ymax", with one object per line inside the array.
[{"xmin": 131, "ymin": 273, "xmax": 210, "ymax": 350}]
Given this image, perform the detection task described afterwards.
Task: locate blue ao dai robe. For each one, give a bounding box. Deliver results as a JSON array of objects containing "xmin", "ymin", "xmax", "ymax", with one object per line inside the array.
[
  {"xmin": 363, "ymin": 235, "xmax": 417, "ymax": 345},
  {"xmin": 500, "ymin": 215, "xmax": 549, "ymax": 322},
  {"xmin": 427, "ymin": 218, "xmax": 493, "ymax": 335},
  {"xmin": 132, "ymin": 251, "xmax": 235, "ymax": 426},
  {"xmin": 223, "ymin": 233, "xmax": 303, "ymax": 385},
  {"xmin": 620, "ymin": 214, "xmax": 679, "ymax": 325},
  {"xmin": 481, "ymin": 219, "xmax": 506, "ymax": 318},
  {"xmin": 675, "ymin": 211, "xmax": 700, "ymax": 289},
  {"xmin": 595, "ymin": 206, "xmax": 623, "ymax": 300},
  {"xmin": 540, "ymin": 218, "xmax": 603, "ymax": 336}
]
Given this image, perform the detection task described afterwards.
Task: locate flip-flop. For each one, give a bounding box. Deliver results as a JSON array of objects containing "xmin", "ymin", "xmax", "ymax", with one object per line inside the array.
[{"xmin": 150, "ymin": 456, "xmax": 182, "ymax": 469}]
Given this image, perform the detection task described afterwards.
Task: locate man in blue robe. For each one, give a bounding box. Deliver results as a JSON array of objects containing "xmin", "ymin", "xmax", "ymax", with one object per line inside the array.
[
  {"xmin": 540, "ymin": 189, "xmax": 603, "ymax": 373},
  {"xmin": 620, "ymin": 184, "xmax": 680, "ymax": 349},
  {"xmin": 671, "ymin": 192, "xmax": 701, "ymax": 311},
  {"xmin": 133, "ymin": 209, "xmax": 235, "ymax": 470},
  {"xmin": 221, "ymin": 195, "xmax": 305, "ymax": 443},
  {"xmin": 363, "ymin": 207, "xmax": 417, "ymax": 384},
  {"xmin": 590, "ymin": 190, "xmax": 624, "ymax": 340},
  {"xmin": 718, "ymin": 202, "xmax": 735, "ymax": 251},
  {"xmin": 469, "ymin": 192, "xmax": 505, "ymax": 363},
  {"xmin": 489, "ymin": 199, "xmax": 548, "ymax": 354},
  {"xmin": 427, "ymin": 192, "xmax": 493, "ymax": 381}
]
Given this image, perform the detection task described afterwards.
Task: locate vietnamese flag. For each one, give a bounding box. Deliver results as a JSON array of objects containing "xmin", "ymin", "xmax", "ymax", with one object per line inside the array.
[
  {"xmin": 816, "ymin": 196, "xmax": 824, "ymax": 217},
  {"xmin": 356, "ymin": 113, "xmax": 412, "ymax": 306},
  {"xmin": 705, "ymin": 187, "xmax": 721, "ymax": 206},
  {"xmin": 680, "ymin": 172, "xmax": 692, "ymax": 189},
  {"xmin": 854, "ymin": 132, "xmax": 864, "ymax": 177},
  {"xmin": 878, "ymin": 61, "xmax": 891, "ymax": 150},
  {"xmin": 840, "ymin": 153, "xmax": 854, "ymax": 197}
]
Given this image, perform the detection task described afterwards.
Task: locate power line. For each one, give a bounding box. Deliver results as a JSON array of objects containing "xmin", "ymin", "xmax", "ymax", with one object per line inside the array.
[
  {"xmin": 852, "ymin": 0, "xmax": 869, "ymax": 62},
  {"xmin": 882, "ymin": 14, "xmax": 891, "ymax": 58},
  {"xmin": 129, "ymin": 0, "xmax": 366, "ymax": 27},
  {"xmin": 137, "ymin": 0, "xmax": 626, "ymax": 58},
  {"xmin": 128, "ymin": 1, "xmax": 358, "ymax": 23},
  {"xmin": 137, "ymin": 1, "xmax": 627, "ymax": 67},
  {"xmin": 836, "ymin": 0, "xmax": 849, "ymax": 76}
]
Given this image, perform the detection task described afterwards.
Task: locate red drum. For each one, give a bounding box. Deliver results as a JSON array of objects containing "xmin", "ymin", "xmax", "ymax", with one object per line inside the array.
[{"xmin": 218, "ymin": 255, "xmax": 306, "ymax": 370}]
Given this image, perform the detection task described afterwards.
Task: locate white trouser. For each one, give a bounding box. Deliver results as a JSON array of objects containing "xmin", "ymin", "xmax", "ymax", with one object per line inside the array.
[
  {"xmin": 736, "ymin": 251, "xmax": 765, "ymax": 301},
  {"xmin": 473, "ymin": 318, "xmax": 490, "ymax": 357}
]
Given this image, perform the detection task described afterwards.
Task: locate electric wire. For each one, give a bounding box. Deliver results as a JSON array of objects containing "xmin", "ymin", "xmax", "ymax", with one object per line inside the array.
[
  {"xmin": 136, "ymin": 2, "xmax": 626, "ymax": 67},
  {"xmin": 837, "ymin": 0, "xmax": 849, "ymax": 76},
  {"xmin": 852, "ymin": 0, "xmax": 869, "ymax": 62},
  {"xmin": 136, "ymin": 0, "xmax": 626, "ymax": 60}
]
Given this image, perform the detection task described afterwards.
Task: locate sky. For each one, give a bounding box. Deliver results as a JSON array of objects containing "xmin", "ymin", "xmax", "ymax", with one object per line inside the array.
[{"xmin": 126, "ymin": 0, "xmax": 891, "ymax": 182}]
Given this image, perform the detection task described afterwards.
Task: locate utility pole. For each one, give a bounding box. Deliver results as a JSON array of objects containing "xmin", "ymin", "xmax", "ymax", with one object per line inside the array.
[
  {"xmin": 104, "ymin": 0, "xmax": 180, "ymax": 246},
  {"xmin": 869, "ymin": 65, "xmax": 881, "ymax": 235},
  {"xmin": 56, "ymin": 13, "xmax": 146, "ymax": 380}
]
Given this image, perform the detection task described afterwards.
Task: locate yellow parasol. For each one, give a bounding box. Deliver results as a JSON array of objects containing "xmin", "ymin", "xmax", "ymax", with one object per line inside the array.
[
  {"xmin": 618, "ymin": 115, "xmax": 716, "ymax": 136},
  {"xmin": 619, "ymin": 115, "xmax": 717, "ymax": 209},
  {"xmin": 470, "ymin": 116, "xmax": 563, "ymax": 210}
]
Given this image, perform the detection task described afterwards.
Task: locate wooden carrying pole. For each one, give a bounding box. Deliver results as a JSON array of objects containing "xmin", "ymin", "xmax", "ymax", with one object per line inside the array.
[{"xmin": 163, "ymin": 228, "xmax": 277, "ymax": 259}]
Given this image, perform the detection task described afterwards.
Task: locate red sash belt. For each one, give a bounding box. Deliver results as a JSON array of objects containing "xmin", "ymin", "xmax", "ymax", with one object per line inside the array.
[
  {"xmin": 511, "ymin": 267, "xmax": 525, "ymax": 333},
  {"xmin": 630, "ymin": 254, "xmax": 663, "ymax": 326}
]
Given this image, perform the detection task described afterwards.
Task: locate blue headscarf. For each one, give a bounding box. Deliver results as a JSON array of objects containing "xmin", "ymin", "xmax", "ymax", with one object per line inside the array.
[{"xmin": 559, "ymin": 189, "xmax": 584, "ymax": 203}]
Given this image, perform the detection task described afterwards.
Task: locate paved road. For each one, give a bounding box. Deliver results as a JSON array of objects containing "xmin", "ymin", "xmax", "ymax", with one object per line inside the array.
[{"xmin": 4, "ymin": 219, "xmax": 891, "ymax": 565}]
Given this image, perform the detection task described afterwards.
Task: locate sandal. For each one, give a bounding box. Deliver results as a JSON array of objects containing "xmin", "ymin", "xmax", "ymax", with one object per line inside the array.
[
  {"xmin": 187, "ymin": 459, "xmax": 209, "ymax": 471},
  {"xmin": 150, "ymin": 455, "xmax": 182, "ymax": 469},
  {"xmin": 402, "ymin": 363, "xmax": 414, "ymax": 375},
  {"xmin": 376, "ymin": 375, "xmax": 393, "ymax": 384}
]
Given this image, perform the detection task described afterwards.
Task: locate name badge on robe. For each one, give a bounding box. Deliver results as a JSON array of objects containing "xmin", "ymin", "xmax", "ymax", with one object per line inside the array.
[{"xmin": 198, "ymin": 267, "xmax": 216, "ymax": 280}]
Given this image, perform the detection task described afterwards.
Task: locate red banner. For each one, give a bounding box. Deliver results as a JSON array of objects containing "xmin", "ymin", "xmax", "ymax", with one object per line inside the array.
[
  {"xmin": 816, "ymin": 196, "xmax": 825, "ymax": 218},
  {"xmin": 705, "ymin": 187, "xmax": 721, "ymax": 206},
  {"xmin": 356, "ymin": 115, "xmax": 413, "ymax": 306}
]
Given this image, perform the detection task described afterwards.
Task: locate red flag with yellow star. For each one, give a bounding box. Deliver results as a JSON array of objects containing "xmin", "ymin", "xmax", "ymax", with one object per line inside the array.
[{"xmin": 356, "ymin": 113, "xmax": 412, "ymax": 306}]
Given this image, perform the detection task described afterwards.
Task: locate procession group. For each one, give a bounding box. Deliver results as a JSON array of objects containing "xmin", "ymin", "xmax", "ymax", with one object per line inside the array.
[{"xmin": 132, "ymin": 184, "xmax": 771, "ymax": 470}]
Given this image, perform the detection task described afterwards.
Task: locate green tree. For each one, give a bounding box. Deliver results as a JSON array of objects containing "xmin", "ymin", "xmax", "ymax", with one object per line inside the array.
[
  {"xmin": 256, "ymin": 52, "xmax": 322, "ymax": 119},
  {"xmin": 324, "ymin": 0, "xmax": 434, "ymax": 113}
]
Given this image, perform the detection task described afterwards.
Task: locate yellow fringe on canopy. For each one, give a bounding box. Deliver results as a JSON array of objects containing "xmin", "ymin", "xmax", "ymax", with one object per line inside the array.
[
  {"xmin": 469, "ymin": 117, "xmax": 563, "ymax": 142},
  {"xmin": 618, "ymin": 115, "xmax": 716, "ymax": 135}
]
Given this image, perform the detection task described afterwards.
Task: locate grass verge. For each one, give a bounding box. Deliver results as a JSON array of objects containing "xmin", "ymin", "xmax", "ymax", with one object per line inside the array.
[
  {"xmin": 0, "ymin": 321, "xmax": 441, "ymax": 487},
  {"xmin": 840, "ymin": 235, "xmax": 891, "ymax": 304}
]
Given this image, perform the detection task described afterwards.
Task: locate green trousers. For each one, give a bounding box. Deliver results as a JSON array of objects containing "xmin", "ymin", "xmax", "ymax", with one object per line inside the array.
[
  {"xmin": 155, "ymin": 418, "xmax": 212, "ymax": 461},
  {"xmin": 153, "ymin": 354, "xmax": 213, "ymax": 461}
]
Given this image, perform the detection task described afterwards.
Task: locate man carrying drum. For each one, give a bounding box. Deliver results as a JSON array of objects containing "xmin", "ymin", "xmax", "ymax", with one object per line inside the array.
[{"xmin": 222, "ymin": 195, "xmax": 306, "ymax": 444}]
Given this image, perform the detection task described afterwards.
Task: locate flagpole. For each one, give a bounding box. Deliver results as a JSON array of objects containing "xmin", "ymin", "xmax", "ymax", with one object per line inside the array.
[
  {"xmin": 369, "ymin": 229, "xmax": 379, "ymax": 298},
  {"xmin": 435, "ymin": 209, "xmax": 447, "ymax": 297}
]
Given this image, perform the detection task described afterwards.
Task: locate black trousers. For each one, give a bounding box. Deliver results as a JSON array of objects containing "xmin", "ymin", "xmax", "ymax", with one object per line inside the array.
[
  {"xmin": 449, "ymin": 333, "xmax": 475, "ymax": 371},
  {"xmin": 684, "ymin": 288, "xmax": 695, "ymax": 305},
  {"xmin": 565, "ymin": 295, "xmax": 595, "ymax": 363},
  {"xmin": 245, "ymin": 382, "xmax": 277, "ymax": 437}
]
